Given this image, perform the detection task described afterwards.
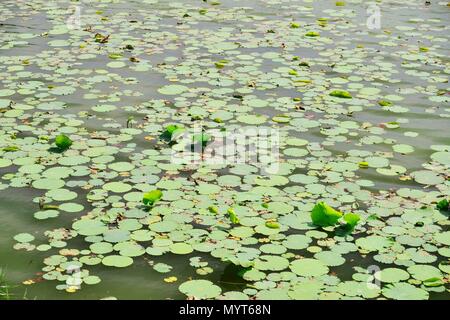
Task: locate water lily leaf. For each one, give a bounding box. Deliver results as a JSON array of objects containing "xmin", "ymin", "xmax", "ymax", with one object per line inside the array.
[
  {"xmin": 411, "ymin": 170, "xmax": 444, "ymax": 185},
  {"xmin": 227, "ymin": 208, "xmax": 240, "ymax": 224},
  {"xmin": 179, "ymin": 280, "xmax": 221, "ymax": 299},
  {"xmin": 102, "ymin": 255, "xmax": 133, "ymax": 268},
  {"xmin": 143, "ymin": 190, "xmax": 163, "ymax": 206},
  {"xmin": 314, "ymin": 251, "xmax": 345, "ymax": 266},
  {"xmin": 170, "ymin": 243, "xmax": 193, "ymax": 255},
  {"xmin": 311, "ymin": 202, "xmax": 343, "ymax": 227},
  {"xmin": 329, "ymin": 90, "xmax": 352, "ymax": 99},
  {"xmin": 355, "ymin": 235, "xmax": 393, "ymax": 252},
  {"xmin": 54, "ymin": 134, "xmax": 72, "ymax": 150},
  {"xmin": 374, "ymin": 268, "xmax": 410, "ymax": 283},
  {"xmin": 153, "ymin": 263, "xmax": 172, "ymax": 273},
  {"xmin": 158, "ymin": 84, "xmax": 188, "ymax": 95},
  {"xmin": 290, "ymin": 258, "xmax": 329, "ymax": 277},
  {"xmin": 343, "ymin": 213, "xmax": 360, "ymax": 231},
  {"xmin": 407, "ymin": 265, "xmax": 442, "ymax": 282},
  {"xmin": 382, "ymin": 283, "xmax": 429, "ymax": 300},
  {"xmin": 14, "ymin": 233, "xmax": 35, "ymax": 243},
  {"xmin": 265, "ymin": 221, "xmax": 280, "ymax": 229}
]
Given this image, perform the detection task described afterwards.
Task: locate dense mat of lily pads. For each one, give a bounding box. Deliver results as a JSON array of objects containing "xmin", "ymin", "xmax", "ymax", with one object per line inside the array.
[{"xmin": 0, "ymin": 0, "xmax": 449, "ymax": 300}]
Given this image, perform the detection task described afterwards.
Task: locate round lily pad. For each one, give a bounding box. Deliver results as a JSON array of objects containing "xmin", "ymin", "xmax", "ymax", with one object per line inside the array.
[
  {"xmin": 290, "ymin": 258, "xmax": 329, "ymax": 277},
  {"xmin": 102, "ymin": 255, "xmax": 133, "ymax": 268},
  {"xmin": 179, "ymin": 280, "xmax": 221, "ymax": 299},
  {"xmin": 374, "ymin": 268, "xmax": 410, "ymax": 283}
]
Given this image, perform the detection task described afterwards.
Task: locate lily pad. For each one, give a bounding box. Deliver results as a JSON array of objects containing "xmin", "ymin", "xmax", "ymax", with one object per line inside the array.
[{"xmin": 179, "ymin": 280, "xmax": 221, "ymax": 299}]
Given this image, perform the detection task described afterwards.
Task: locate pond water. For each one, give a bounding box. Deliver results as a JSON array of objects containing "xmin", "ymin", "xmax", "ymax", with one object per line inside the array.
[{"xmin": 0, "ymin": 0, "xmax": 449, "ymax": 300}]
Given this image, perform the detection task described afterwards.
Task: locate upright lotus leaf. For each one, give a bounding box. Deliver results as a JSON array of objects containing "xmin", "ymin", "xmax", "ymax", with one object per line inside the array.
[
  {"xmin": 208, "ymin": 206, "xmax": 219, "ymax": 214},
  {"xmin": 179, "ymin": 279, "xmax": 221, "ymax": 299},
  {"xmin": 126, "ymin": 116, "xmax": 134, "ymax": 128},
  {"xmin": 265, "ymin": 220, "xmax": 280, "ymax": 229},
  {"xmin": 3, "ymin": 145, "xmax": 19, "ymax": 152},
  {"xmin": 311, "ymin": 202, "xmax": 343, "ymax": 227},
  {"xmin": 329, "ymin": 90, "xmax": 352, "ymax": 99},
  {"xmin": 215, "ymin": 60, "xmax": 228, "ymax": 69},
  {"xmin": 305, "ymin": 31, "xmax": 320, "ymax": 37},
  {"xmin": 2, "ymin": 0, "xmax": 450, "ymax": 301},
  {"xmin": 108, "ymin": 53, "xmax": 123, "ymax": 60},
  {"xmin": 143, "ymin": 190, "xmax": 163, "ymax": 206},
  {"xmin": 227, "ymin": 208, "xmax": 240, "ymax": 224},
  {"xmin": 54, "ymin": 134, "xmax": 72, "ymax": 150},
  {"xmin": 378, "ymin": 100, "xmax": 392, "ymax": 106},
  {"xmin": 166, "ymin": 124, "xmax": 179, "ymax": 135},
  {"xmin": 358, "ymin": 161, "xmax": 369, "ymax": 168},
  {"xmin": 423, "ymin": 277, "xmax": 444, "ymax": 287},
  {"xmin": 343, "ymin": 213, "xmax": 361, "ymax": 231},
  {"xmin": 160, "ymin": 124, "xmax": 184, "ymax": 141},
  {"xmin": 436, "ymin": 199, "xmax": 449, "ymax": 211}
]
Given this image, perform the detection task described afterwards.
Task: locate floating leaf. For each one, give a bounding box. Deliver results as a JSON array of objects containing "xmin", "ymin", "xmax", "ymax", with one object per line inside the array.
[
  {"xmin": 14, "ymin": 233, "xmax": 35, "ymax": 243},
  {"xmin": 102, "ymin": 255, "xmax": 133, "ymax": 268},
  {"xmin": 305, "ymin": 31, "xmax": 320, "ymax": 37},
  {"xmin": 290, "ymin": 258, "xmax": 329, "ymax": 277},
  {"xmin": 382, "ymin": 283, "xmax": 429, "ymax": 300},
  {"xmin": 329, "ymin": 90, "xmax": 352, "ymax": 99},
  {"xmin": 343, "ymin": 213, "xmax": 360, "ymax": 231},
  {"xmin": 164, "ymin": 276, "xmax": 177, "ymax": 283},
  {"xmin": 265, "ymin": 221, "xmax": 280, "ymax": 229},
  {"xmin": 179, "ymin": 280, "xmax": 221, "ymax": 299}
]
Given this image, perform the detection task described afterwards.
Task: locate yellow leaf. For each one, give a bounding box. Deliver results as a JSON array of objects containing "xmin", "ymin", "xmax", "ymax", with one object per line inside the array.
[
  {"xmin": 22, "ymin": 280, "xmax": 35, "ymax": 285},
  {"xmin": 164, "ymin": 276, "xmax": 177, "ymax": 283},
  {"xmin": 66, "ymin": 286, "xmax": 78, "ymax": 293}
]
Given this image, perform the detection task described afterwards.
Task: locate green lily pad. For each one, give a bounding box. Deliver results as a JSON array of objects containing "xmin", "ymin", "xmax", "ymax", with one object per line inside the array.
[
  {"xmin": 102, "ymin": 255, "xmax": 133, "ymax": 268},
  {"xmin": 290, "ymin": 258, "xmax": 329, "ymax": 277},
  {"xmin": 14, "ymin": 233, "xmax": 35, "ymax": 243},
  {"xmin": 382, "ymin": 283, "xmax": 429, "ymax": 300},
  {"xmin": 374, "ymin": 268, "xmax": 410, "ymax": 283},
  {"xmin": 179, "ymin": 280, "xmax": 221, "ymax": 299}
]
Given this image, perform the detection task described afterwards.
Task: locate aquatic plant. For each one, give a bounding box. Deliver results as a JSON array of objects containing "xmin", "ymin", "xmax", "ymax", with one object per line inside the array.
[
  {"xmin": 311, "ymin": 202, "xmax": 343, "ymax": 227},
  {"xmin": 160, "ymin": 124, "xmax": 184, "ymax": 141},
  {"xmin": 227, "ymin": 208, "xmax": 240, "ymax": 224},
  {"xmin": 311, "ymin": 202, "xmax": 360, "ymax": 232},
  {"xmin": 54, "ymin": 134, "xmax": 72, "ymax": 150},
  {"xmin": 436, "ymin": 199, "xmax": 449, "ymax": 211},
  {"xmin": 329, "ymin": 90, "xmax": 352, "ymax": 99},
  {"xmin": 0, "ymin": 268, "xmax": 11, "ymax": 300},
  {"xmin": 0, "ymin": 0, "xmax": 448, "ymax": 301},
  {"xmin": 143, "ymin": 190, "xmax": 163, "ymax": 206}
]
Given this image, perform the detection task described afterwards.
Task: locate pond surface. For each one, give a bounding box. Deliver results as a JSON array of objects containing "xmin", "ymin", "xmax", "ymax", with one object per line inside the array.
[{"xmin": 0, "ymin": 0, "xmax": 449, "ymax": 300}]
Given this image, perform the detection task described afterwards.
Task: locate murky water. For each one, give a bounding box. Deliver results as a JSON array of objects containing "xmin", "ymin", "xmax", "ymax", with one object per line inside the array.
[{"xmin": 0, "ymin": 0, "xmax": 448, "ymax": 300}]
